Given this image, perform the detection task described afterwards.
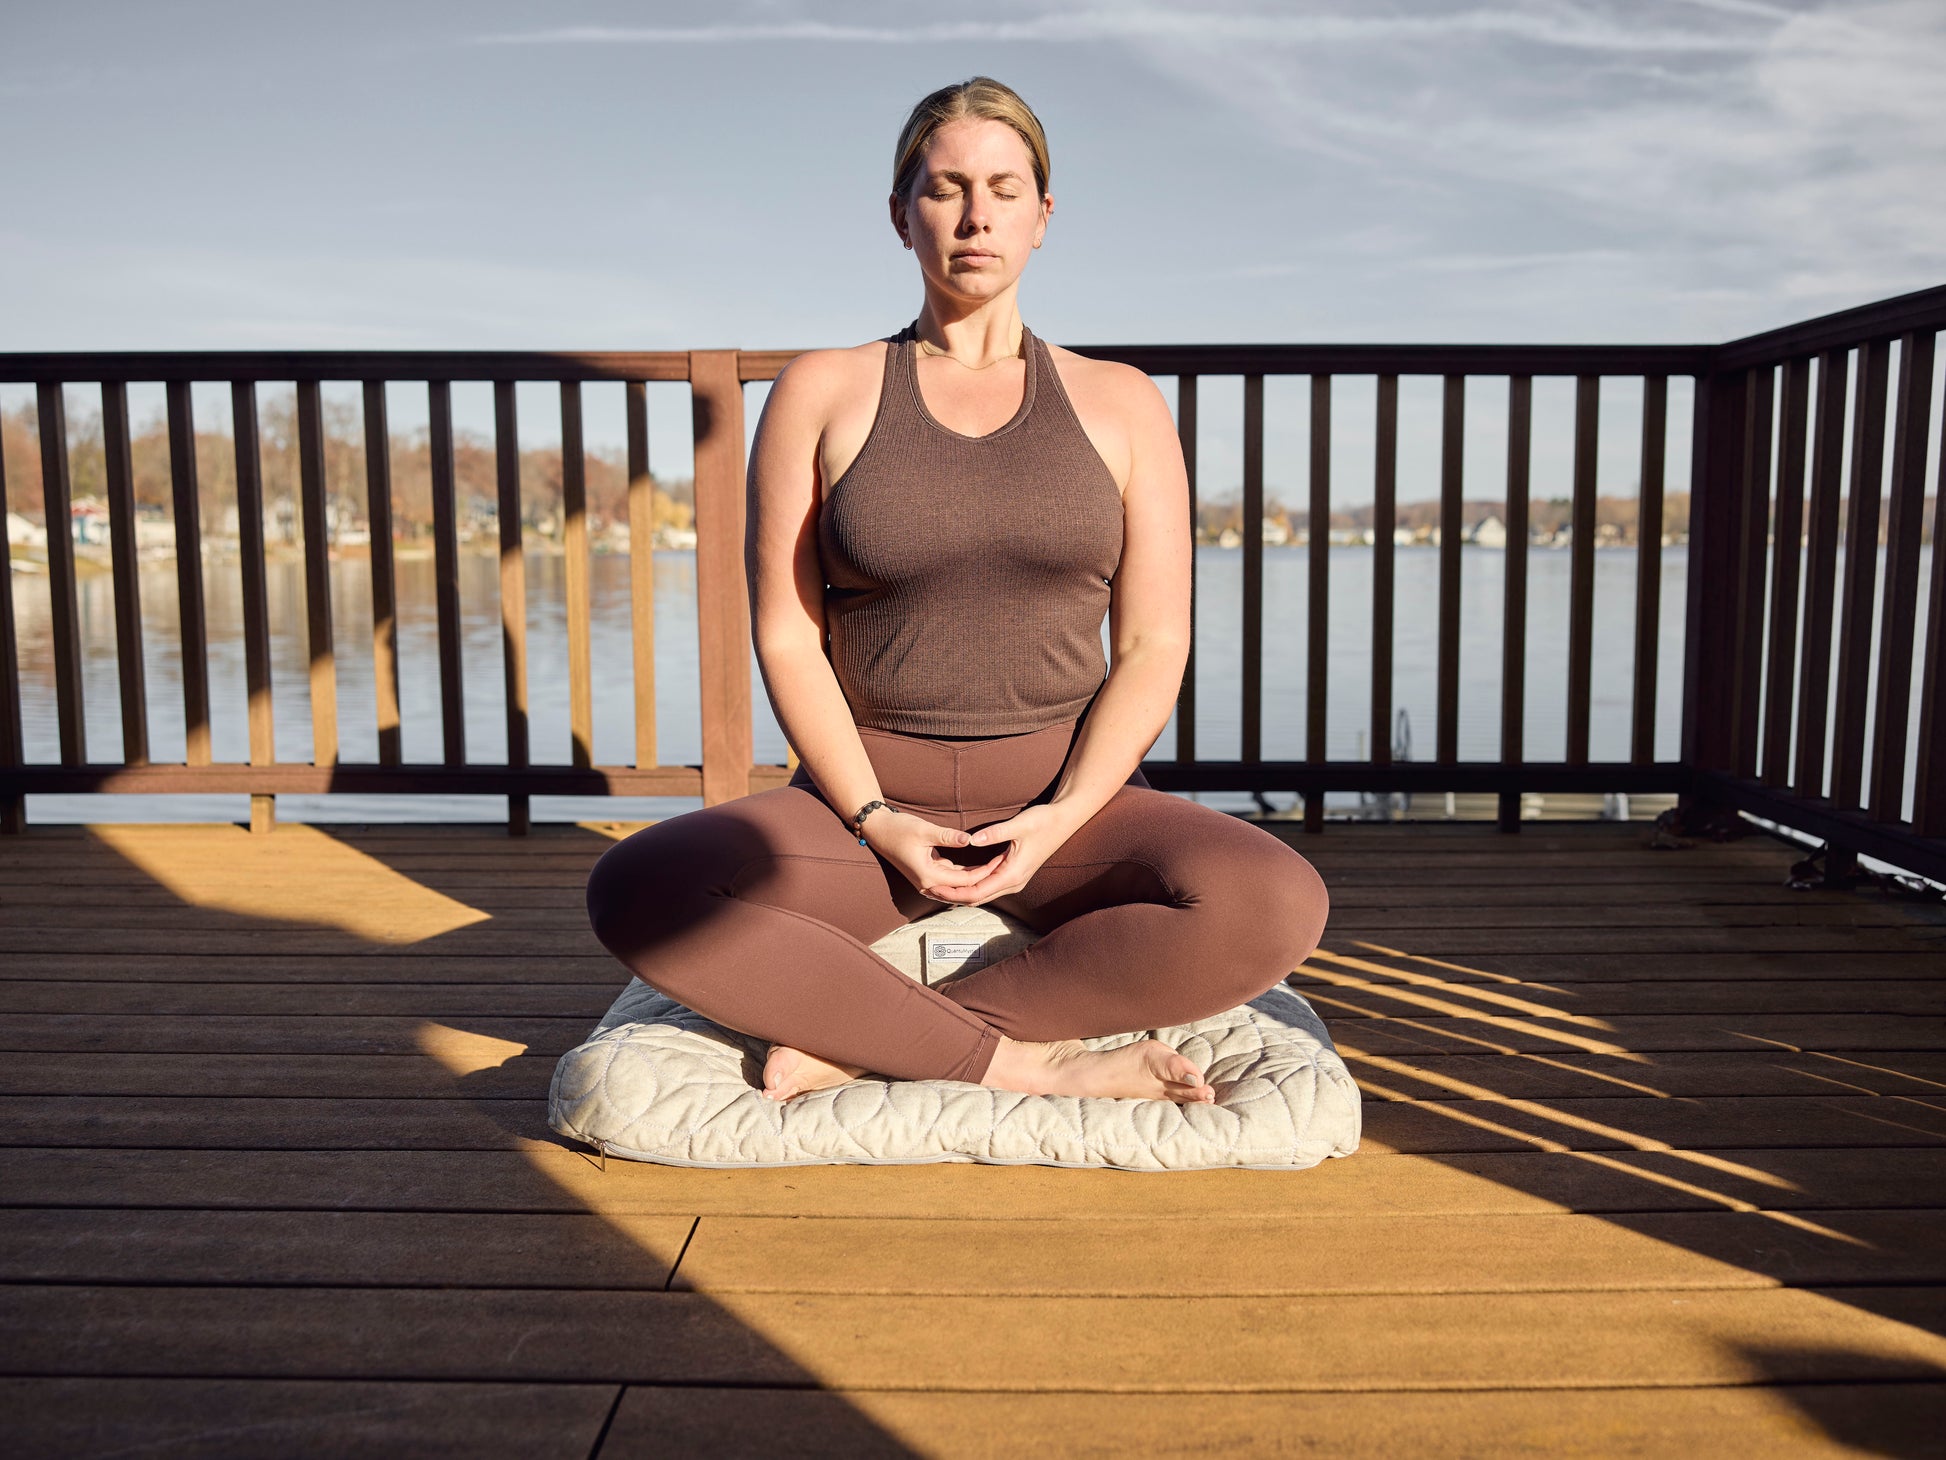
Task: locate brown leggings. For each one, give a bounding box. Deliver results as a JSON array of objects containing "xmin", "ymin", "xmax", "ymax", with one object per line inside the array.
[{"xmin": 584, "ymin": 715, "xmax": 1330, "ymax": 1085}]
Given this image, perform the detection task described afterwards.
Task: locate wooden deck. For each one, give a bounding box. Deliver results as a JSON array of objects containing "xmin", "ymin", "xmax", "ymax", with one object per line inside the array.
[{"xmin": 1, "ymin": 818, "xmax": 1943, "ymax": 1457}]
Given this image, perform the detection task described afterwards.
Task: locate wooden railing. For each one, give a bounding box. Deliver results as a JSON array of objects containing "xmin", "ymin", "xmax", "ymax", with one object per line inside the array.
[
  {"xmin": 2, "ymin": 287, "xmax": 1942, "ymax": 881},
  {"xmin": 1680, "ymin": 287, "xmax": 1946, "ymax": 882}
]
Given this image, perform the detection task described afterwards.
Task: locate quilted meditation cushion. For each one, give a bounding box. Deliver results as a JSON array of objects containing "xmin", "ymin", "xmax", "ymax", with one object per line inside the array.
[{"xmin": 548, "ymin": 902, "xmax": 1362, "ymax": 1172}]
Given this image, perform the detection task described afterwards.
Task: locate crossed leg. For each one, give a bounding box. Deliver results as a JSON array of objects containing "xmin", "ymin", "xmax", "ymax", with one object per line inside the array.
[
  {"xmin": 585, "ymin": 782, "xmax": 1329, "ymax": 1090},
  {"xmin": 584, "ymin": 783, "xmax": 1004, "ymax": 1083},
  {"xmin": 941, "ymin": 784, "xmax": 1331, "ymax": 1040}
]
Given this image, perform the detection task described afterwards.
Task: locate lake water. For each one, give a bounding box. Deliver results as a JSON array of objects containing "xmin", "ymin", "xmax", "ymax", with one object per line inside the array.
[{"xmin": 6, "ymin": 542, "xmax": 1924, "ymax": 823}]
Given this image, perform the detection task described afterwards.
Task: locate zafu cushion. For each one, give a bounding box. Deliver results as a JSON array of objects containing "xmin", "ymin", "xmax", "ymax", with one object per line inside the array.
[{"xmin": 548, "ymin": 902, "xmax": 1362, "ymax": 1172}]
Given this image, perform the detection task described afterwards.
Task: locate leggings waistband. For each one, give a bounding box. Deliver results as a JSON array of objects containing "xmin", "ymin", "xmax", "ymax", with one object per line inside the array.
[{"xmin": 790, "ymin": 717, "xmax": 1082, "ymax": 823}]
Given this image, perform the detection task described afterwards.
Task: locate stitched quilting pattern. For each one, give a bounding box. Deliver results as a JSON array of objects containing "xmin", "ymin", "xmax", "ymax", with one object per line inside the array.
[{"xmin": 549, "ymin": 905, "xmax": 1362, "ymax": 1171}]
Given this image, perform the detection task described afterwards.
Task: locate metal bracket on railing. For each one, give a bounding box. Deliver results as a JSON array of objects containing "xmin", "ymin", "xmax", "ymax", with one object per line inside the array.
[
  {"xmin": 1787, "ymin": 843, "xmax": 1943, "ymax": 901},
  {"xmin": 1787, "ymin": 845, "xmax": 1848, "ymax": 891},
  {"xmin": 1646, "ymin": 802, "xmax": 1750, "ymax": 849}
]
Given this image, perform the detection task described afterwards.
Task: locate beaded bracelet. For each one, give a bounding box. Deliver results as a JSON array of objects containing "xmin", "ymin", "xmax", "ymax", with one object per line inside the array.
[{"xmin": 850, "ymin": 799, "xmax": 897, "ymax": 845}]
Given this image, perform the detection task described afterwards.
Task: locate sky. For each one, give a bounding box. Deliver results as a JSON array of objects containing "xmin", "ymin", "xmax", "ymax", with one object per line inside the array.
[{"xmin": 3, "ymin": 0, "xmax": 1942, "ymax": 499}]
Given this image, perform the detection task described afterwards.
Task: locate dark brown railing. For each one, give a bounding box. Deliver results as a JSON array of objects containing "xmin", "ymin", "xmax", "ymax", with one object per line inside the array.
[
  {"xmin": 1682, "ymin": 288, "xmax": 1946, "ymax": 882},
  {"xmin": 2, "ymin": 286, "xmax": 1942, "ymax": 881}
]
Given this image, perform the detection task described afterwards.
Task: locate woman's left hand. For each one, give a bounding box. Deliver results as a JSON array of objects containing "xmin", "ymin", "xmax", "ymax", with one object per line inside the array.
[{"xmin": 925, "ymin": 804, "xmax": 1077, "ymax": 906}]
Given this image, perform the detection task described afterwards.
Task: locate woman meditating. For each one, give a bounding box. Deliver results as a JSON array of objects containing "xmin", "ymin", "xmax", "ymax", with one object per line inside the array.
[{"xmin": 586, "ymin": 75, "xmax": 1330, "ymax": 1105}]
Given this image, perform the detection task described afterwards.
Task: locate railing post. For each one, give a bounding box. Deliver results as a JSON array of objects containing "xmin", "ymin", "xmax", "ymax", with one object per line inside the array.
[
  {"xmin": 1241, "ymin": 374, "xmax": 1263, "ymax": 770},
  {"xmin": 362, "ymin": 380, "xmax": 402, "ymax": 769},
  {"xmin": 1870, "ymin": 331, "xmax": 1936, "ymax": 822},
  {"xmin": 232, "ymin": 382, "xmax": 275, "ymax": 835},
  {"xmin": 625, "ymin": 380, "xmax": 659, "ymax": 773},
  {"xmin": 102, "ymin": 381, "xmax": 149, "ymax": 772},
  {"xmin": 493, "ymin": 381, "xmax": 529, "ymax": 836},
  {"xmin": 1917, "ymin": 347, "xmax": 1946, "ymax": 838},
  {"xmin": 295, "ymin": 382, "xmax": 339, "ymax": 773},
  {"xmin": 35, "ymin": 384, "xmax": 85, "ymax": 767},
  {"xmin": 1564, "ymin": 375, "xmax": 1598, "ymax": 767},
  {"xmin": 165, "ymin": 381, "xmax": 212, "ymax": 769},
  {"xmin": 1729, "ymin": 366, "xmax": 1775, "ymax": 778},
  {"xmin": 1630, "ymin": 375, "xmax": 1669, "ymax": 770},
  {"xmin": 1174, "ymin": 375, "xmax": 1198, "ymax": 765},
  {"xmin": 1678, "ymin": 366, "xmax": 1749, "ymax": 807},
  {"xmin": 427, "ymin": 381, "xmax": 467, "ymax": 767},
  {"xmin": 1435, "ymin": 375, "xmax": 1464, "ymax": 767},
  {"xmin": 1371, "ymin": 374, "xmax": 1397, "ymax": 792},
  {"xmin": 690, "ymin": 350, "xmax": 753, "ymax": 806},
  {"xmin": 1304, "ymin": 374, "xmax": 1329, "ymax": 834},
  {"xmin": 1498, "ymin": 375, "xmax": 1532, "ymax": 832},
  {"xmin": 1793, "ymin": 350, "xmax": 1848, "ymax": 801},
  {"xmin": 0, "ymin": 415, "xmax": 22, "ymax": 834}
]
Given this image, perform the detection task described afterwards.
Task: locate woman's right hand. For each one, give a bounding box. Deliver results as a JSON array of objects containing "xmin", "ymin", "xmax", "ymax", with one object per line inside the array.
[{"xmin": 862, "ymin": 807, "xmax": 997, "ymax": 902}]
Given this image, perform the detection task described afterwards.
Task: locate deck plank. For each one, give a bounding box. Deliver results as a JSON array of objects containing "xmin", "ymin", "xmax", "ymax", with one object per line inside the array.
[
  {"xmin": 597, "ymin": 1384, "xmax": 1946, "ymax": 1460},
  {"xmin": 0, "ymin": 1378, "xmax": 618, "ymax": 1460},
  {"xmin": 7, "ymin": 1093, "xmax": 1946, "ymax": 1154},
  {"xmin": 9, "ymin": 1146, "xmax": 1942, "ymax": 1217},
  {"xmin": 6, "ymin": 950, "xmax": 1939, "ymax": 983},
  {"xmin": 664, "ymin": 1210, "xmax": 1946, "ymax": 1295},
  {"xmin": 7, "ymin": 898, "xmax": 1935, "ymax": 929},
  {"xmin": 0, "ymin": 1209, "xmax": 693, "ymax": 1288},
  {"xmin": 4, "ymin": 925, "xmax": 1936, "ymax": 956},
  {"xmin": 8, "ymin": 1208, "xmax": 1942, "ymax": 1296},
  {"xmin": 6, "ymin": 977, "xmax": 1946, "ymax": 1018},
  {"xmin": 4, "ymin": 1286, "xmax": 1944, "ymax": 1390},
  {"xmin": 5, "ymin": 1011, "xmax": 1942, "ymax": 1057},
  {"xmin": 7, "ymin": 1048, "xmax": 1943, "ymax": 1100},
  {"xmin": 2, "ymin": 875, "xmax": 1895, "ymax": 906}
]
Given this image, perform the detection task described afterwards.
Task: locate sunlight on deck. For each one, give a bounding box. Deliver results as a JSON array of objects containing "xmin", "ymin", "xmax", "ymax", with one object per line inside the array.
[
  {"xmin": 578, "ymin": 821, "xmax": 653, "ymax": 843},
  {"xmin": 417, "ymin": 1022, "xmax": 531, "ymax": 1078},
  {"xmin": 86, "ymin": 823, "xmax": 492, "ymax": 944}
]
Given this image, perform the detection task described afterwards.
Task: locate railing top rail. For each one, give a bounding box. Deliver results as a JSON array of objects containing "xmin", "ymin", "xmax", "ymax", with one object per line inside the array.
[
  {"xmin": 8, "ymin": 287, "xmax": 1942, "ymax": 388},
  {"xmin": 3, "ymin": 342, "xmax": 1714, "ymax": 388},
  {"xmin": 746, "ymin": 342, "xmax": 1713, "ymax": 381},
  {"xmin": 0, "ymin": 350, "xmax": 694, "ymax": 385},
  {"xmin": 1711, "ymin": 282, "xmax": 1946, "ymax": 372}
]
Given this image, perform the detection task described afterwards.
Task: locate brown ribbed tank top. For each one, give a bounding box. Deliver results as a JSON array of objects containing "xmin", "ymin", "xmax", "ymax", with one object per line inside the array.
[{"xmin": 817, "ymin": 319, "xmax": 1125, "ymax": 735}]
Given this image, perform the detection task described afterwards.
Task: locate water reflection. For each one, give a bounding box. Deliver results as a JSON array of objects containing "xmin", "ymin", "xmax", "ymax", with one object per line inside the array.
[{"xmin": 14, "ymin": 541, "xmax": 1911, "ymax": 825}]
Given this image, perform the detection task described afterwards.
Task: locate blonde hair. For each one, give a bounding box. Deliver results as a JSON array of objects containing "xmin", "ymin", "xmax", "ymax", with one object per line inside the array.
[{"xmin": 891, "ymin": 77, "xmax": 1050, "ymax": 204}]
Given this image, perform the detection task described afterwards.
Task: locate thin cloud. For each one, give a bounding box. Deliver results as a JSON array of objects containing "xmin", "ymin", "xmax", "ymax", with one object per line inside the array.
[
  {"xmin": 1113, "ymin": 0, "xmax": 1946, "ymax": 319},
  {"xmin": 468, "ymin": 8, "xmax": 1764, "ymax": 54}
]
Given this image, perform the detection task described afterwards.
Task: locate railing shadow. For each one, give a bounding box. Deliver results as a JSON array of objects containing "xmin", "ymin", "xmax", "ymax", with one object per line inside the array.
[
  {"xmin": 1, "ymin": 819, "xmax": 923, "ymax": 1457},
  {"xmin": 1287, "ymin": 906, "xmax": 1946, "ymax": 1448}
]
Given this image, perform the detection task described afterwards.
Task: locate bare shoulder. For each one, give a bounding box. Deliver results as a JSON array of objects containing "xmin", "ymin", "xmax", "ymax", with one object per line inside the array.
[
  {"xmin": 1043, "ymin": 341, "xmax": 1160, "ymax": 404},
  {"xmin": 764, "ymin": 336, "xmax": 897, "ymax": 496},
  {"xmin": 768, "ymin": 338, "xmax": 887, "ymax": 413},
  {"xmin": 1041, "ymin": 341, "xmax": 1176, "ymax": 494}
]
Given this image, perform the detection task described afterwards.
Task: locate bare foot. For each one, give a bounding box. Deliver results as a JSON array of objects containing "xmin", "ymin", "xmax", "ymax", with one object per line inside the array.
[
  {"xmin": 762, "ymin": 1043, "xmax": 870, "ymax": 1102},
  {"xmin": 981, "ymin": 1036, "xmax": 1217, "ymax": 1104}
]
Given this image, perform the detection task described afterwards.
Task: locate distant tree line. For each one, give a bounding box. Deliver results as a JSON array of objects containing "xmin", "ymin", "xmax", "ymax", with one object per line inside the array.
[
  {"xmin": 8, "ymin": 399, "xmax": 1931, "ymax": 549},
  {"xmin": 1198, "ymin": 492, "xmax": 1696, "ymax": 543},
  {"xmin": 0, "ymin": 398, "xmax": 694, "ymax": 541}
]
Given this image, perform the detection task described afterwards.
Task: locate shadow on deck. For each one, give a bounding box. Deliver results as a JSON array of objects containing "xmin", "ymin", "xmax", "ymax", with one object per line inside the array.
[{"xmin": 1, "ymin": 819, "xmax": 1943, "ymax": 1457}]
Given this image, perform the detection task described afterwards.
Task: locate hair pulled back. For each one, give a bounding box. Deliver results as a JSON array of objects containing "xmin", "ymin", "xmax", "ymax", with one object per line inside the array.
[{"xmin": 892, "ymin": 76, "xmax": 1050, "ymax": 204}]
